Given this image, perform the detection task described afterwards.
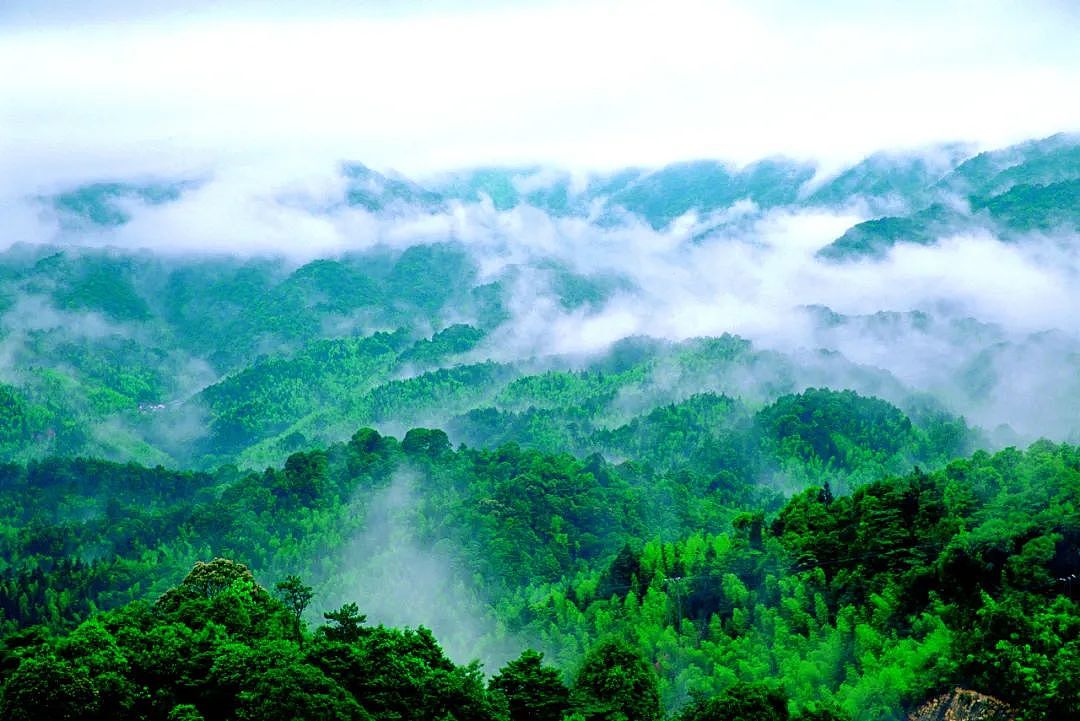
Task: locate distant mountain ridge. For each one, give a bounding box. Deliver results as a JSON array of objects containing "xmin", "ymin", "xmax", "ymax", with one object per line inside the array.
[
  {"xmin": 40, "ymin": 133, "xmax": 1079, "ymax": 249},
  {"xmin": 817, "ymin": 132, "xmax": 1080, "ymax": 259}
]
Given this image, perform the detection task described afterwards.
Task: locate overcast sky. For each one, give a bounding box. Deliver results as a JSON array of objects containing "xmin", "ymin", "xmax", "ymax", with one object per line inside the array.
[{"xmin": 2, "ymin": 0, "xmax": 1078, "ymax": 182}]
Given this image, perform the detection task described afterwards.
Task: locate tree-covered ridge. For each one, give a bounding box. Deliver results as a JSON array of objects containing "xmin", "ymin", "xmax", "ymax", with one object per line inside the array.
[
  {"xmin": 935, "ymin": 133, "xmax": 1080, "ymax": 198},
  {"xmin": 804, "ymin": 144, "xmax": 972, "ymax": 212},
  {"xmin": 816, "ymin": 204, "xmax": 969, "ymax": 261},
  {"xmin": 1, "ymin": 412, "xmax": 1076, "ymax": 718},
  {"xmin": 602, "ymin": 158, "xmax": 817, "ymax": 230},
  {"xmin": 38, "ymin": 134, "xmax": 1077, "ymax": 232},
  {"xmin": 970, "ymin": 179, "xmax": 1080, "ymax": 232},
  {"xmin": 0, "ymin": 236, "xmax": 669, "ymax": 467},
  {"xmin": 0, "ymin": 557, "xmax": 848, "ymax": 721},
  {"xmin": 496, "ymin": 441, "xmax": 1080, "ymax": 720},
  {"xmin": 0, "ymin": 558, "xmax": 505, "ymax": 721},
  {"xmin": 49, "ymin": 180, "xmax": 196, "ymax": 229},
  {"xmin": 0, "ymin": 244, "xmax": 491, "ymax": 461},
  {"xmin": 452, "ymin": 387, "xmax": 973, "ymax": 491},
  {"xmin": 7, "ymin": 134, "xmax": 1079, "ymax": 468},
  {"xmin": 7, "ymin": 244, "xmax": 962, "ymax": 470},
  {"xmin": 816, "ymin": 134, "xmax": 1080, "ymax": 261},
  {"xmin": 0, "ymin": 386, "xmax": 976, "ymax": 633}
]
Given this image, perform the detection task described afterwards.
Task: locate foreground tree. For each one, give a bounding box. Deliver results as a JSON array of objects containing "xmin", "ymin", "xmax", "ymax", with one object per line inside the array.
[
  {"xmin": 321, "ymin": 602, "xmax": 368, "ymax": 644},
  {"xmin": 572, "ymin": 638, "xmax": 660, "ymax": 721},
  {"xmin": 678, "ymin": 683, "xmax": 789, "ymax": 721},
  {"xmin": 0, "ymin": 653, "xmax": 99, "ymax": 721},
  {"xmin": 491, "ymin": 649, "xmax": 570, "ymax": 721},
  {"xmin": 275, "ymin": 575, "xmax": 313, "ymax": 648}
]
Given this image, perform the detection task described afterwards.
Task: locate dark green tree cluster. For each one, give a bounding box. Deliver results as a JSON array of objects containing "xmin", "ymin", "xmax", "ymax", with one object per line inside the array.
[
  {"xmin": 0, "ymin": 429, "xmax": 1076, "ymax": 717},
  {"xmin": 0, "ymin": 561, "xmax": 699, "ymax": 721}
]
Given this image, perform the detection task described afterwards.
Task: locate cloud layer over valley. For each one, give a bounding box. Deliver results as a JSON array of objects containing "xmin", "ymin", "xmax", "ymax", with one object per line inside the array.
[{"xmin": 2, "ymin": 133, "xmax": 1079, "ymax": 445}]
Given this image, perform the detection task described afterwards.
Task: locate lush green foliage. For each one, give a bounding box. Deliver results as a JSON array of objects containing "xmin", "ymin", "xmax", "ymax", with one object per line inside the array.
[
  {"xmin": 4, "ymin": 133, "xmax": 1079, "ymax": 719},
  {"xmin": 1, "ymin": 424, "xmax": 1077, "ymax": 719}
]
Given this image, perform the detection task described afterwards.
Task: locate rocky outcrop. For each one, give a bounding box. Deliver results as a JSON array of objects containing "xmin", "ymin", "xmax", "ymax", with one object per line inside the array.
[{"xmin": 908, "ymin": 688, "xmax": 1015, "ymax": 721}]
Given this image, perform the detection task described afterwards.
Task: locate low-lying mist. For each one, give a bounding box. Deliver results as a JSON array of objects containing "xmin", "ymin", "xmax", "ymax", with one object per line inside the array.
[
  {"xmin": 3, "ymin": 141, "xmax": 1079, "ymax": 451},
  {"xmin": 327, "ymin": 470, "xmax": 533, "ymax": 671}
]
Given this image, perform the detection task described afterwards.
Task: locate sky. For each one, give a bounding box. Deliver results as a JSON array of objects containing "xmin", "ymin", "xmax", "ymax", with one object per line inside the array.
[{"xmin": 2, "ymin": 0, "xmax": 1079, "ymax": 183}]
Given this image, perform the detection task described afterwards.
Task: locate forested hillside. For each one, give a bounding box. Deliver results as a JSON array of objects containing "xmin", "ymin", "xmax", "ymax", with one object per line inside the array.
[{"xmin": 2, "ymin": 427, "xmax": 1078, "ymax": 719}]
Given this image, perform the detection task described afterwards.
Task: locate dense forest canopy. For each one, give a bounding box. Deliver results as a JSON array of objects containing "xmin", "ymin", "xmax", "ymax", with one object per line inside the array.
[{"xmin": 2, "ymin": 429, "xmax": 1079, "ymax": 719}]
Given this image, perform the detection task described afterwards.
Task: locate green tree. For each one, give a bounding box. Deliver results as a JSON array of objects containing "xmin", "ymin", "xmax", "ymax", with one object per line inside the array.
[
  {"xmin": 678, "ymin": 684, "xmax": 789, "ymax": 721},
  {"xmin": 275, "ymin": 575, "xmax": 313, "ymax": 648},
  {"xmin": 168, "ymin": 704, "xmax": 206, "ymax": 721},
  {"xmin": 322, "ymin": 602, "xmax": 368, "ymax": 644},
  {"xmin": 0, "ymin": 654, "xmax": 99, "ymax": 721},
  {"xmin": 491, "ymin": 649, "xmax": 570, "ymax": 721},
  {"xmin": 158, "ymin": 559, "xmax": 263, "ymax": 609},
  {"xmin": 572, "ymin": 638, "xmax": 660, "ymax": 721}
]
